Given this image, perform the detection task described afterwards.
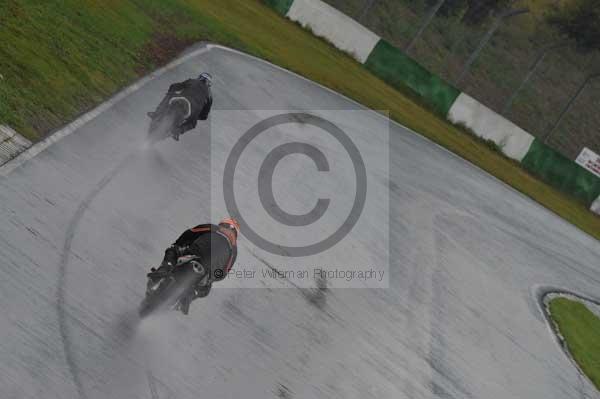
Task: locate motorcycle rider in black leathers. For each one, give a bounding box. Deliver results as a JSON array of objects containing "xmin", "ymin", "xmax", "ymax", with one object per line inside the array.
[
  {"xmin": 148, "ymin": 217, "xmax": 239, "ymax": 315},
  {"xmin": 147, "ymin": 72, "xmax": 213, "ymax": 141}
]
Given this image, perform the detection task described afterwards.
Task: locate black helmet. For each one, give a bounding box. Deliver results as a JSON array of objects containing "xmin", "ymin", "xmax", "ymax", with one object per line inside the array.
[{"xmin": 198, "ymin": 72, "xmax": 213, "ymax": 87}]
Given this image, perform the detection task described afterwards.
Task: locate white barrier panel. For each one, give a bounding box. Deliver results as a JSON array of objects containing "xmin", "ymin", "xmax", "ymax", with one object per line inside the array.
[
  {"xmin": 591, "ymin": 196, "xmax": 600, "ymax": 215},
  {"xmin": 287, "ymin": 0, "xmax": 380, "ymax": 64},
  {"xmin": 448, "ymin": 93, "xmax": 535, "ymax": 162},
  {"xmin": 0, "ymin": 125, "xmax": 31, "ymax": 165}
]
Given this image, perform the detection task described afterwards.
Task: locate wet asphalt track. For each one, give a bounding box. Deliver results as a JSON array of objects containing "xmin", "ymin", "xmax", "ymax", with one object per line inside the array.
[{"xmin": 0, "ymin": 45, "xmax": 599, "ymax": 399}]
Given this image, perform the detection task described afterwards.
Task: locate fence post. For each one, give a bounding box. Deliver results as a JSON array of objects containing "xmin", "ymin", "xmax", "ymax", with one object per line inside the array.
[
  {"xmin": 406, "ymin": 0, "xmax": 448, "ymax": 53},
  {"xmin": 543, "ymin": 73, "xmax": 600, "ymax": 144},
  {"xmin": 442, "ymin": 2, "xmax": 494, "ymax": 75},
  {"xmin": 502, "ymin": 42, "xmax": 568, "ymax": 114},
  {"xmin": 455, "ymin": 8, "xmax": 529, "ymax": 86}
]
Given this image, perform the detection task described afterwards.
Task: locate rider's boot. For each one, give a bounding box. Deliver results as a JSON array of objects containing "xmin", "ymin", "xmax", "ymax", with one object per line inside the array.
[
  {"xmin": 194, "ymin": 282, "xmax": 212, "ymax": 299},
  {"xmin": 177, "ymin": 282, "xmax": 210, "ymax": 315}
]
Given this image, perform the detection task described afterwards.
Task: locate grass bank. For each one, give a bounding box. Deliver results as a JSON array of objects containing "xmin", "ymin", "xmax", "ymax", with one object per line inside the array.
[
  {"xmin": 1, "ymin": 0, "xmax": 599, "ymax": 240},
  {"xmin": 549, "ymin": 298, "xmax": 600, "ymax": 391}
]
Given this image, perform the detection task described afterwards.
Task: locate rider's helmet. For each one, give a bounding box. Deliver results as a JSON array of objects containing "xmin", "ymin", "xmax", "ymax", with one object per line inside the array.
[
  {"xmin": 218, "ymin": 217, "xmax": 240, "ymax": 237},
  {"xmin": 198, "ymin": 72, "xmax": 213, "ymax": 87}
]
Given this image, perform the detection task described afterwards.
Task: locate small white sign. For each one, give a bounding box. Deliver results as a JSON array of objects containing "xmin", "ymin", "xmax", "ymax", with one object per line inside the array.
[{"xmin": 576, "ymin": 147, "xmax": 600, "ymax": 178}]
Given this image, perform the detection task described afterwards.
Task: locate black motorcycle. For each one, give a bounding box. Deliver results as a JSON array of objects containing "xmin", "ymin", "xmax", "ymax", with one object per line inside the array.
[
  {"xmin": 139, "ymin": 255, "xmax": 208, "ymax": 318},
  {"xmin": 147, "ymin": 93, "xmax": 191, "ymax": 143}
]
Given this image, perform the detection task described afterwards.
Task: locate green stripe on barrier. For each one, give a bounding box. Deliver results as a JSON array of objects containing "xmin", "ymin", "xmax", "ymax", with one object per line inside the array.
[
  {"xmin": 522, "ymin": 139, "xmax": 600, "ymax": 206},
  {"xmin": 365, "ymin": 40, "xmax": 460, "ymax": 116},
  {"xmin": 263, "ymin": 0, "xmax": 295, "ymax": 15}
]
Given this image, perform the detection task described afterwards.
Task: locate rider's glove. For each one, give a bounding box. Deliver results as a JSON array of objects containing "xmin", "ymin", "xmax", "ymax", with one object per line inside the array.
[
  {"xmin": 162, "ymin": 247, "xmax": 178, "ymax": 270},
  {"xmin": 162, "ymin": 245, "xmax": 191, "ymax": 270}
]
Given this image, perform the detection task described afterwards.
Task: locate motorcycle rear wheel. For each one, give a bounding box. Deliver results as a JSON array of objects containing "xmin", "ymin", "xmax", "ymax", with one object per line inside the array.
[
  {"xmin": 139, "ymin": 279, "xmax": 173, "ymax": 318},
  {"xmin": 148, "ymin": 104, "xmax": 186, "ymax": 143}
]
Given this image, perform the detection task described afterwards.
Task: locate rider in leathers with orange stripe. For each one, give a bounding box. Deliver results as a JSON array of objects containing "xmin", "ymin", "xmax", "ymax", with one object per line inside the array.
[{"xmin": 150, "ymin": 218, "xmax": 239, "ymax": 314}]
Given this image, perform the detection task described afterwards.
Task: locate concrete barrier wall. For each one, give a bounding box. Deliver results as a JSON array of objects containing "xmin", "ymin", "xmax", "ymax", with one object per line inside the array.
[
  {"xmin": 447, "ymin": 93, "xmax": 535, "ymax": 162},
  {"xmin": 264, "ymin": 0, "xmax": 294, "ymax": 15},
  {"xmin": 591, "ymin": 196, "xmax": 600, "ymax": 214},
  {"xmin": 0, "ymin": 126, "xmax": 31, "ymax": 166},
  {"xmin": 286, "ymin": 0, "xmax": 380, "ymax": 63},
  {"xmin": 365, "ymin": 40, "xmax": 460, "ymax": 115},
  {"xmin": 521, "ymin": 139, "xmax": 600, "ymax": 206}
]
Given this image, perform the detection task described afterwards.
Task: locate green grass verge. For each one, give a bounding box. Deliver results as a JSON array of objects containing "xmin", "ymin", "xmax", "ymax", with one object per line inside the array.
[
  {"xmin": 549, "ymin": 298, "xmax": 600, "ymax": 391},
  {"xmin": 1, "ymin": 0, "xmax": 599, "ymax": 241}
]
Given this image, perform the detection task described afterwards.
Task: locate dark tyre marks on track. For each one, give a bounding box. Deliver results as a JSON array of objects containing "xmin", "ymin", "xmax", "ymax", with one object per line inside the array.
[{"xmin": 57, "ymin": 151, "xmax": 141, "ymax": 399}]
